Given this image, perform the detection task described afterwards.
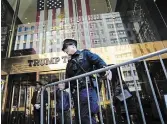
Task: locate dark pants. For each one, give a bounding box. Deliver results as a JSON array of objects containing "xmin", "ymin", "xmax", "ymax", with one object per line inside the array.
[
  {"xmin": 33, "ymin": 109, "xmax": 40, "ymax": 124},
  {"xmin": 73, "ymin": 88, "xmax": 98, "ymax": 124},
  {"xmin": 33, "ymin": 107, "xmax": 46, "ymax": 124},
  {"xmin": 114, "ymin": 97, "xmax": 140, "ymax": 124},
  {"xmin": 57, "ymin": 110, "xmax": 71, "ymax": 124}
]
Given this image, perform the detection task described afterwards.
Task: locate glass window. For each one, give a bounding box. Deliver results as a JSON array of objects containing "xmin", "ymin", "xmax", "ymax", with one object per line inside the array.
[
  {"xmin": 106, "ymin": 18, "xmax": 112, "ymax": 22},
  {"xmin": 18, "ymin": 27, "xmax": 22, "ymax": 32},
  {"xmin": 127, "ymin": 71, "xmax": 131, "ymax": 76},
  {"xmin": 117, "ymin": 23, "xmax": 123, "ymax": 28},
  {"xmin": 24, "ymin": 27, "xmax": 28, "ymax": 31},
  {"xmin": 127, "ymin": 31, "xmax": 131, "ymax": 37},
  {"xmin": 4, "ymin": 0, "xmax": 167, "ymax": 57},
  {"xmin": 109, "ymin": 31, "xmax": 115, "ymax": 36},
  {"xmin": 119, "ymin": 31, "xmax": 125, "ymax": 34},
  {"xmin": 24, "ymin": 35, "xmax": 27, "ymax": 41},
  {"xmin": 115, "ymin": 17, "xmax": 121, "ymax": 21},
  {"xmin": 31, "ymin": 26, "xmax": 35, "ymax": 30},
  {"xmin": 103, "ymin": 38, "xmax": 106, "ymax": 42},
  {"xmin": 93, "ymin": 39, "xmax": 100, "ymax": 44},
  {"xmin": 23, "ymin": 43, "xmax": 26, "ymax": 49},
  {"xmin": 90, "ymin": 32, "xmax": 94, "ymax": 36},
  {"xmin": 30, "ymin": 34, "xmax": 33, "ymax": 40},
  {"xmin": 17, "ymin": 44, "xmax": 19, "ymax": 49},
  {"xmin": 110, "ymin": 39, "xmax": 115, "ymax": 43},
  {"xmin": 107, "ymin": 24, "xmax": 113, "ymax": 28},
  {"xmin": 18, "ymin": 36, "xmax": 21, "ymax": 41},
  {"xmin": 30, "ymin": 42, "xmax": 33, "ymax": 48}
]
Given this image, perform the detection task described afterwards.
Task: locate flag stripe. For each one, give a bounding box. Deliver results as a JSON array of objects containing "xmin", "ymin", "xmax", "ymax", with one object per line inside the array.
[
  {"xmin": 38, "ymin": 10, "xmax": 44, "ymax": 54},
  {"xmin": 85, "ymin": 0, "xmax": 91, "ymax": 15},
  {"xmin": 45, "ymin": 9, "xmax": 52, "ymax": 53},
  {"xmin": 52, "ymin": 8, "xmax": 56, "ymax": 26},
  {"xmin": 71, "ymin": 0, "xmax": 77, "ymax": 41},
  {"xmin": 85, "ymin": 0, "xmax": 94, "ymax": 48},
  {"xmin": 77, "ymin": 0, "xmax": 82, "ymax": 19},
  {"xmin": 36, "ymin": 11, "xmax": 40, "ymax": 23},
  {"xmin": 68, "ymin": 0, "xmax": 73, "ymax": 20},
  {"xmin": 76, "ymin": 0, "xmax": 85, "ymax": 49},
  {"xmin": 52, "ymin": 8, "xmax": 56, "ymax": 52}
]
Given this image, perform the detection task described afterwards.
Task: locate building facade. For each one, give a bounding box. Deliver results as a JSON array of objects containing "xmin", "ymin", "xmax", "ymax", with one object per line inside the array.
[{"xmin": 1, "ymin": 0, "xmax": 167, "ymax": 124}]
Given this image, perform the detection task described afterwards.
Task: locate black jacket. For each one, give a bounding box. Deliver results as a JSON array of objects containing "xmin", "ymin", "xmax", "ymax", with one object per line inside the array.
[
  {"xmin": 65, "ymin": 50, "xmax": 107, "ymax": 90},
  {"xmin": 31, "ymin": 89, "xmax": 48, "ymax": 107}
]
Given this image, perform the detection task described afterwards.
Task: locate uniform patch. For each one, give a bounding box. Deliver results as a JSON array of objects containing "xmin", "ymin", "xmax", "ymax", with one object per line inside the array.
[{"xmin": 78, "ymin": 52, "xmax": 84, "ymax": 60}]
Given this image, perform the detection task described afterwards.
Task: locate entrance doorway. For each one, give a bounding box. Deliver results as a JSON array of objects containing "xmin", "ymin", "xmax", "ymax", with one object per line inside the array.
[{"xmin": 5, "ymin": 71, "xmax": 66, "ymax": 124}]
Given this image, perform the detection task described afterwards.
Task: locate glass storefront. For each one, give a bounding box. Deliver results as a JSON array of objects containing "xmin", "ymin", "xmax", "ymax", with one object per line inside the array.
[{"xmin": 4, "ymin": 0, "xmax": 166, "ymax": 58}]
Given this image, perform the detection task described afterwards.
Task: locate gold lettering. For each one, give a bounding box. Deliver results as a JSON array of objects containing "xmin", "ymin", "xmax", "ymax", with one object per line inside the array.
[
  {"xmin": 145, "ymin": 44, "xmax": 151, "ymax": 53},
  {"xmin": 138, "ymin": 45, "xmax": 144, "ymax": 54}
]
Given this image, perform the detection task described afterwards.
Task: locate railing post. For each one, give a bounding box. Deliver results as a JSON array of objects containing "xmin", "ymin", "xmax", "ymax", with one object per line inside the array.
[
  {"xmin": 130, "ymin": 64, "xmax": 146, "ymax": 124},
  {"xmin": 144, "ymin": 60, "xmax": 165, "ymax": 124},
  {"xmin": 117, "ymin": 67, "xmax": 131, "ymax": 124},
  {"xmin": 40, "ymin": 87, "xmax": 45, "ymax": 124}
]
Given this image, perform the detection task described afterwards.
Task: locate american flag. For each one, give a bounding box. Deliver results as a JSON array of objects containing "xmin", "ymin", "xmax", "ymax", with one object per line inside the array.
[{"xmin": 35, "ymin": 0, "xmax": 93, "ymax": 53}]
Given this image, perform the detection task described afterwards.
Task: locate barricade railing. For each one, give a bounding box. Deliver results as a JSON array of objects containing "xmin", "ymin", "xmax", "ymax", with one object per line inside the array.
[{"xmin": 40, "ymin": 48, "xmax": 167, "ymax": 124}]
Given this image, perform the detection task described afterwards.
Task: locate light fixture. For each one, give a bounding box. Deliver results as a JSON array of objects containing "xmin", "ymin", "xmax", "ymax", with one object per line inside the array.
[
  {"xmin": 93, "ymin": 8, "xmax": 95, "ymax": 11},
  {"xmin": 25, "ymin": 18, "xmax": 27, "ymax": 19},
  {"xmin": 28, "ymin": 22, "xmax": 30, "ymax": 24}
]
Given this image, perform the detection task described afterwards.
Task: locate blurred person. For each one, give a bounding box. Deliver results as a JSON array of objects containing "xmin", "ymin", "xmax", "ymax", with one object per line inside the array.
[
  {"xmin": 62, "ymin": 39, "xmax": 112, "ymax": 124},
  {"xmin": 56, "ymin": 83, "xmax": 71, "ymax": 124},
  {"xmin": 31, "ymin": 81, "xmax": 48, "ymax": 124}
]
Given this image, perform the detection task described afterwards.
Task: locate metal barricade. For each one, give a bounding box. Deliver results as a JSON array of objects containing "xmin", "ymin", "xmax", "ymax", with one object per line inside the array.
[{"xmin": 41, "ymin": 48, "xmax": 167, "ymax": 124}]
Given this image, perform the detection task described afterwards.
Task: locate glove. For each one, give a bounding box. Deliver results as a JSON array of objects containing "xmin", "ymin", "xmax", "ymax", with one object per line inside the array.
[
  {"xmin": 34, "ymin": 104, "xmax": 40, "ymax": 109},
  {"xmin": 105, "ymin": 70, "xmax": 112, "ymax": 80}
]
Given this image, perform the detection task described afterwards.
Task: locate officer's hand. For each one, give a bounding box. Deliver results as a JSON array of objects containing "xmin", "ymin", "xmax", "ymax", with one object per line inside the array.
[
  {"xmin": 34, "ymin": 104, "xmax": 40, "ymax": 109},
  {"xmin": 105, "ymin": 70, "xmax": 112, "ymax": 80},
  {"xmin": 46, "ymin": 104, "xmax": 49, "ymax": 110}
]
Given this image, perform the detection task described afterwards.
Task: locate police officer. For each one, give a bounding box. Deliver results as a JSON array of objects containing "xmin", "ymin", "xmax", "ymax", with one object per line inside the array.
[{"xmin": 62, "ymin": 39, "xmax": 112, "ymax": 124}]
